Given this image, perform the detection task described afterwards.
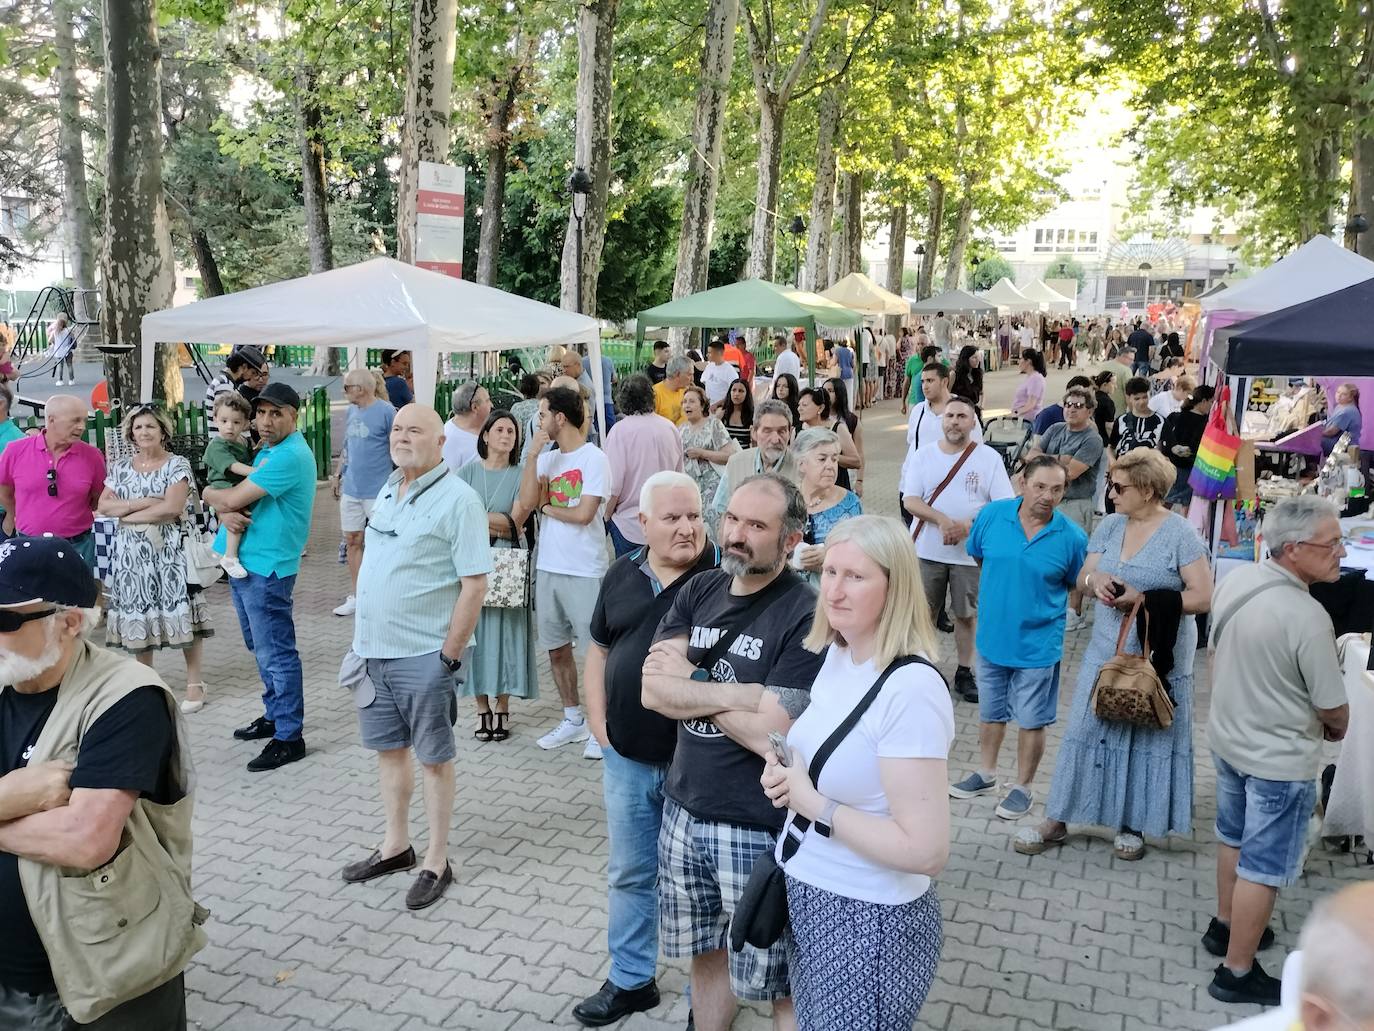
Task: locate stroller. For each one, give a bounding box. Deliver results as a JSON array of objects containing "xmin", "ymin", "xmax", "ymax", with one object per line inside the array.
[{"xmin": 984, "ymin": 415, "xmax": 1033, "ymax": 478}]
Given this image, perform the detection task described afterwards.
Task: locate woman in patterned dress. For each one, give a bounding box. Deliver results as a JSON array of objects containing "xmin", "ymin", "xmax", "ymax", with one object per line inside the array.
[
  {"xmin": 456, "ymin": 411, "xmax": 539, "ymax": 741},
  {"xmin": 97, "ymin": 405, "xmax": 213, "ymax": 713},
  {"xmin": 791, "ymin": 427, "xmax": 862, "ymax": 586},
  {"xmin": 678, "ymin": 385, "xmax": 737, "ymax": 535}
]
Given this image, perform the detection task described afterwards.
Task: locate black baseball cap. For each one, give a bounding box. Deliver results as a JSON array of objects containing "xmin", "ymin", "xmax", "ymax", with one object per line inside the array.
[
  {"xmin": 251, "ymin": 381, "xmax": 301, "ymax": 412},
  {"xmin": 0, "ymin": 535, "xmax": 99, "ymax": 608}
]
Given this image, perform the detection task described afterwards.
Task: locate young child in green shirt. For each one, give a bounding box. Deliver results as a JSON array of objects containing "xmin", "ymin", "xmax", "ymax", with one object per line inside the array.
[{"xmin": 203, "ymin": 392, "xmax": 257, "ymax": 578}]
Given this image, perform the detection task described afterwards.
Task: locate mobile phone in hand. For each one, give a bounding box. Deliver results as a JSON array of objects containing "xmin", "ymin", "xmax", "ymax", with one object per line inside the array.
[
  {"xmin": 1111, "ymin": 580, "xmax": 1126, "ymax": 598},
  {"xmin": 767, "ymin": 731, "xmax": 791, "ymax": 767}
]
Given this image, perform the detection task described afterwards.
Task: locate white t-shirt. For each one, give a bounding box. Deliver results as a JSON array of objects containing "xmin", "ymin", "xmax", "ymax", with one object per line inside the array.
[
  {"xmin": 901, "ymin": 443, "xmax": 1014, "ymax": 564},
  {"xmin": 778, "ymin": 646, "xmax": 954, "ymax": 905},
  {"xmin": 931, "ymin": 316, "xmax": 953, "ymax": 351},
  {"xmin": 442, "ymin": 423, "xmax": 480, "ymax": 474},
  {"xmin": 701, "ymin": 360, "xmax": 738, "ymax": 405},
  {"xmin": 535, "ymin": 443, "xmax": 610, "ymax": 578},
  {"xmin": 1149, "ymin": 392, "xmax": 1184, "ymax": 420},
  {"xmin": 773, "ymin": 347, "xmax": 802, "ymax": 382},
  {"xmin": 900, "ymin": 401, "xmax": 984, "ymax": 495}
]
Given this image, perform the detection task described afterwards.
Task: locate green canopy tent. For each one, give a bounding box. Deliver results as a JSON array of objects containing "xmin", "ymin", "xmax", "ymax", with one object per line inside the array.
[{"xmin": 634, "ymin": 279, "xmax": 863, "ymax": 381}]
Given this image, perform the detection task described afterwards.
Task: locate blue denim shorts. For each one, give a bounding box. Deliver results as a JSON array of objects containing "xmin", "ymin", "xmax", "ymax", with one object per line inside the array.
[
  {"xmin": 977, "ymin": 659, "xmax": 1061, "ymax": 729},
  {"xmin": 1212, "ymin": 753, "xmax": 1317, "ymax": 888}
]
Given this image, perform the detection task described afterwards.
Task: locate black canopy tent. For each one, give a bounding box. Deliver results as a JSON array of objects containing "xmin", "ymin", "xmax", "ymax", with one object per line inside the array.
[{"xmin": 1213, "ymin": 278, "xmax": 1374, "ymax": 376}]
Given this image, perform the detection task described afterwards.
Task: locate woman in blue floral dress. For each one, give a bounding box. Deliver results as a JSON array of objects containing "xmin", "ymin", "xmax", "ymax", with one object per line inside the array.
[{"xmin": 792, "ymin": 426, "xmax": 862, "ymax": 585}]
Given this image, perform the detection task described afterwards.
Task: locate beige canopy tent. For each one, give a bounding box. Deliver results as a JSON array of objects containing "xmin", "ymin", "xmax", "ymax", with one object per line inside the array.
[
  {"xmin": 979, "ymin": 278, "xmax": 1034, "ymax": 312},
  {"xmin": 819, "ymin": 272, "xmax": 909, "ymax": 316},
  {"xmin": 1019, "ymin": 278, "xmax": 1074, "ymax": 313}
]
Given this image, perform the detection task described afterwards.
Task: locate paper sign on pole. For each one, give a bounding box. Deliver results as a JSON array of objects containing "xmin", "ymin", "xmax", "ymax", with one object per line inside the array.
[{"xmin": 415, "ymin": 161, "xmax": 465, "ymax": 279}]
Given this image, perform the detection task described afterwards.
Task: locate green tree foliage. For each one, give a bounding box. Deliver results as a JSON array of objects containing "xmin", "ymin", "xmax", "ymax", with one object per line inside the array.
[{"xmin": 968, "ymin": 253, "xmax": 1013, "ymax": 291}]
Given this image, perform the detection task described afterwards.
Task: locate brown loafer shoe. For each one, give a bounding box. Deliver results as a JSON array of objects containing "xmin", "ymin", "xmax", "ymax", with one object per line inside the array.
[
  {"xmin": 405, "ymin": 861, "xmax": 452, "ymax": 910},
  {"xmin": 341, "ymin": 846, "xmax": 416, "ymax": 883}
]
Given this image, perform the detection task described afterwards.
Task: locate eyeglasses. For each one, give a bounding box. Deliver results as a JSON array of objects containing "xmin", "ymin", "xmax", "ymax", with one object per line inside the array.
[
  {"xmin": 1295, "ymin": 538, "xmax": 1344, "ymax": 553},
  {"xmin": 1107, "ymin": 481, "xmax": 1132, "ymax": 494},
  {"xmin": 1064, "ymin": 401, "xmax": 1090, "ymax": 410},
  {"xmin": 0, "ymin": 608, "xmax": 56, "ymax": 633},
  {"xmin": 46, "ymin": 467, "xmax": 57, "ymax": 497}
]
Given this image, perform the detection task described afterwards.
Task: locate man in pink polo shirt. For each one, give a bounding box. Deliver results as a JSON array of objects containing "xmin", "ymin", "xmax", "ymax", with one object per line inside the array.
[{"xmin": 0, "ymin": 395, "xmax": 105, "ymax": 567}]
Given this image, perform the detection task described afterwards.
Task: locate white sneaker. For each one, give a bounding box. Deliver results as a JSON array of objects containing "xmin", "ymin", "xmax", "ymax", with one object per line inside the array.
[
  {"xmin": 1065, "ymin": 611, "xmax": 1088, "ymax": 632},
  {"xmin": 537, "ymin": 717, "xmax": 589, "ymax": 750},
  {"xmin": 333, "ymin": 595, "xmax": 357, "ymax": 617},
  {"xmin": 220, "ymin": 556, "xmax": 248, "ymax": 579},
  {"xmin": 582, "ymin": 737, "xmax": 603, "ymax": 760}
]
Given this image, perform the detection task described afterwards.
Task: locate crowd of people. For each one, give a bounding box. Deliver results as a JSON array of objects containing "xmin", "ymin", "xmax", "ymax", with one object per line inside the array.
[{"xmin": 0, "ymin": 322, "xmax": 1364, "ymax": 1030}]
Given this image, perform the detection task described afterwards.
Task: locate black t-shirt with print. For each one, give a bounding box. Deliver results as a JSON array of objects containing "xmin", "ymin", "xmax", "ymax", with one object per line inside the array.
[
  {"xmin": 1113, "ymin": 411, "xmax": 1163, "ymax": 454},
  {"xmin": 590, "ymin": 543, "xmax": 720, "ymax": 765},
  {"xmin": 0, "ymin": 685, "xmax": 178, "ymax": 994},
  {"xmin": 655, "ymin": 568, "xmax": 823, "ymax": 830}
]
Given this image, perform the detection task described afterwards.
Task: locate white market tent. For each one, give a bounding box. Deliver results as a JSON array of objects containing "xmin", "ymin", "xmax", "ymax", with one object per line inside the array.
[
  {"xmin": 1018, "ymin": 278, "xmax": 1074, "ymax": 313},
  {"xmin": 819, "ymin": 272, "xmax": 909, "ymax": 316},
  {"xmin": 907, "ymin": 288, "xmax": 996, "ymax": 316},
  {"xmin": 139, "ymin": 256, "xmax": 603, "ymax": 412},
  {"xmin": 978, "ymin": 277, "xmax": 1033, "ymax": 312},
  {"xmin": 1200, "ymin": 234, "xmax": 1374, "ymax": 315}
]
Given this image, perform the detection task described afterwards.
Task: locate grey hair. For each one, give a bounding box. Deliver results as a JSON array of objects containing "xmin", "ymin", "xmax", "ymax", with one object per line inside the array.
[
  {"xmin": 666, "ymin": 356, "xmax": 693, "ymax": 377},
  {"xmin": 735, "ymin": 472, "xmax": 807, "ymax": 537},
  {"xmin": 639, "ymin": 470, "xmax": 701, "ymax": 518},
  {"xmin": 1299, "ymin": 891, "xmax": 1374, "ymax": 1020},
  {"xmin": 793, "ymin": 426, "xmax": 839, "ymax": 458},
  {"xmin": 57, "ymin": 605, "xmax": 103, "ymax": 636},
  {"xmin": 450, "ymin": 380, "xmax": 482, "ymax": 415},
  {"xmin": 1262, "ymin": 495, "xmax": 1339, "ymax": 556},
  {"xmin": 753, "ymin": 399, "xmax": 793, "ymax": 428}
]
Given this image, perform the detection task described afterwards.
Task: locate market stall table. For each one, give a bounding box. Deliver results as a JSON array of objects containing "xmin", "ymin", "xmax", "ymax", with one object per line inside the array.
[{"xmin": 1325, "ymin": 635, "xmax": 1374, "ymax": 845}]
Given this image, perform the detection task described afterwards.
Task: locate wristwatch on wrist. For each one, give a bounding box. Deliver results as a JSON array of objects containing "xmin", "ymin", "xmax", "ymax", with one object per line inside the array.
[
  {"xmin": 690, "ymin": 668, "xmax": 711, "ymax": 682},
  {"xmin": 814, "ymin": 798, "xmax": 840, "ymax": 837},
  {"xmin": 439, "ymin": 652, "xmax": 462, "ymax": 673}
]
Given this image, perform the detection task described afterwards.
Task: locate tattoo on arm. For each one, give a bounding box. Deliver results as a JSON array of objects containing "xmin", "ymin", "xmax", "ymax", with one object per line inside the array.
[{"xmin": 766, "ymin": 685, "xmax": 810, "ymax": 719}]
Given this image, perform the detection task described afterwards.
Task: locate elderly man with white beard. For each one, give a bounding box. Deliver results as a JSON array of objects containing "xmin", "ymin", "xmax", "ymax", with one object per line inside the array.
[{"xmin": 0, "ymin": 535, "xmax": 204, "ymax": 1029}]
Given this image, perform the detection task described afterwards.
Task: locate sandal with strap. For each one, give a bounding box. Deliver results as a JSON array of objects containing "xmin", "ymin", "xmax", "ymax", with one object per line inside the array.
[
  {"xmin": 1014, "ymin": 824, "xmax": 1068, "ymax": 856},
  {"xmin": 492, "ymin": 712, "xmax": 510, "ymax": 742},
  {"xmin": 181, "ymin": 683, "xmax": 207, "ymax": 715},
  {"xmin": 1113, "ymin": 831, "xmax": 1145, "ymax": 861},
  {"xmin": 474, "ymin": 711, "xmax": 494, "ymax": 742}
]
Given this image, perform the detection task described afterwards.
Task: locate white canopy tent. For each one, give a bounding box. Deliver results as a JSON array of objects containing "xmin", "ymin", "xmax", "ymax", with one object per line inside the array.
[
  {"xmin": 907, "ymin": 288, "xmax": 996, "ymax": 316},
  {"xmin": 1200, "ymin": 234, "xmax": 1374, "ymax": 314},
  {"xmin": 139, "ymin": 256, "xmax": 603, "ymax": 415},
  {"xmin": 978, "ymin": 278, "xmax": 1033, "ymax": 312},
  {"xmin": 1018, "ymin": 278, "xmax": 1074, "ymax": 313}
]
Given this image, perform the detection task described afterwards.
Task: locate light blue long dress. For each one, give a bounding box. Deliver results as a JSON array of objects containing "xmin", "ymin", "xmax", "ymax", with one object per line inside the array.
[
  {"xmin": 455, "ymin": 461, "xmax": 539, "ymax": 700},
  {"xmin": 1045, "ymin": 512, "xmax": 1207, "ymax": 838}
]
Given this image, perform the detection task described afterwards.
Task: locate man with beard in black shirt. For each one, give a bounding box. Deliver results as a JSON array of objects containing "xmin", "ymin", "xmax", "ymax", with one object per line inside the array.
[
  {"xmin": 572, "ymin": 471, "xmax": 720, "ymax": 1028},
  {"xmin": 643, "ymin": 473, "xmax": 822, "ymax": 1031}
]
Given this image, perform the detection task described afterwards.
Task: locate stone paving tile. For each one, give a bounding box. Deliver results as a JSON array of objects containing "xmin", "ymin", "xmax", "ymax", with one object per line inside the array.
[{"xmin": 149, "ymin": 367, "xmax": 1369, "ymax": 1031}]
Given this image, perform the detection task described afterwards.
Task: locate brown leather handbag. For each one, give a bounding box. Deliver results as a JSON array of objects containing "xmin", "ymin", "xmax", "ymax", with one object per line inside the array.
[{"xmin": 1090, "ymin": 600, "xmax": 1174, "ymax": 729}]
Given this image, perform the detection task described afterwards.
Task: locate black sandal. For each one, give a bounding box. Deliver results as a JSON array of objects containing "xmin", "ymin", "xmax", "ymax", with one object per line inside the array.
[
  {"xmin": 492, "ymin": 712, "xmax": 510, "ymax": 742},
  {"xmin": 474, "ymin": 711, "xmax": 494, "ymax": 742}
]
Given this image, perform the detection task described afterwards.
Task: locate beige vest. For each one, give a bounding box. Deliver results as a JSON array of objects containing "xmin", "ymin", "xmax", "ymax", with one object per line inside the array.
[
  {"xmin": 722, "ymin": 447, "xmax": 800, "ymax": 499},
  {"xmin": 17, "ymin": 641, "xmax": 206, "ymax": 1023}
]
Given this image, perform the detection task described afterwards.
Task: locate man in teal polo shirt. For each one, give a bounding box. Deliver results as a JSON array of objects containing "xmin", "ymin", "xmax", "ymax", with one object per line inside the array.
[
  {"xmin": 949, "ymin": 455, "xmax": 1086, "ymax": 821},
  {"xmin": 0, "ymin": 385, "xmax": 24, "ymax": 539},
  {"xmin": 204, "ymin": 381, "xmax": 318, "ymax": 772}
]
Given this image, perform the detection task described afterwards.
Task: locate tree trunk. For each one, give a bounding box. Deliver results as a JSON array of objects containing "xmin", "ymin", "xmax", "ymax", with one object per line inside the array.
[
  {"xmin": 747, "ymin": 94, "xmax": 785, "ymax": 281},
  {"xmin": 804, "ymin": 83, "xmax": 841, "ymax": 292},
  {"xmin": 942, "ymin": 190, "xmax": 973, "ymax": 292},
  {"xmin": 917, "ymin": 177, "xmax": 943, "ymax": 300},
  {"xmin": 842, "ymin": 170, "xmax": 862, "ymax": 276},
  {"xmin": 1352, "ymin": 122, "xmax": 1374, "ymax": 260},
  {"xmin": 560, "ymin": 0, "xmax": 619, "ymax": 314},
  {"xmin": 101, "ymin": 0, "xmax": 178, "ymax": 405},
  {"xmin": 883, "ymin": 200, "xmax": 906, "ymax": 336},
  {"xmin": 190, "ymin": 228, "xmax": 225, "ymax": 297},
  {"xmin": 395, "ymin": 0, "xmax": 458, "ymax": 265},
  {"xmin": 669, "ymin": 0, "xmax": 737, "ymax": 349},
  {"xmin": 297, "ymin": 70, "xmax": 333, "ymax": 275},
  {"xmin": 476, "ymin": 141, "xmax": 509, "ymax": 287},
  {"xmin": 829, "ymin": 171, "xmax": 848, "ymax": 286},
  {"xmin": 55, "ymin": 0, "xmax": 98, "ymax": 329}
]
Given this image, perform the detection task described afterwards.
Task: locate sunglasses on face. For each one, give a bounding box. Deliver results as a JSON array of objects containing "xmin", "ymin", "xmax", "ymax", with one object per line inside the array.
[
  {"xmin": 1064, "ymin": 401, "xmax": 1090, "ymax": 410},
  {"xmin": 0, "ymin": 608, "xmax": 56, "ymax": 633},
  {"xmin": 1107, "ymin": 481, "xmax": 1133, "ymax": 494}
]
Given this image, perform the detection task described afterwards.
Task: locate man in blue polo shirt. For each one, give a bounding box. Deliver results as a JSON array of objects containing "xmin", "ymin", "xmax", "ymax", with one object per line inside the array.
[
  {"xmin": 949, "ymin": 455, "xmax": 1086, "ymax": 820},
  {"xmin": 204, "ymin": 381, "xmax": 318, "ymax": 772}
]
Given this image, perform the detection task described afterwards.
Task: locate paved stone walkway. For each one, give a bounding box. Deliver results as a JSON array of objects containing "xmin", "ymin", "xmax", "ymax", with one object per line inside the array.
[{"xmin": 144, "ymin": 365, "xmax": 1368, "ymax": 1030}]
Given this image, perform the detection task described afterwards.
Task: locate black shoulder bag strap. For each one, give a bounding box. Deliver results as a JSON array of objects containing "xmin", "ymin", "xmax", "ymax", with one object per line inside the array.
[
  {"xmin": 695, "ymin": 569, "xmax": 804, "ymax": 675},
  {"xmin": 779, "ymin": 654, "xmax": 942, "ymax": 863}
]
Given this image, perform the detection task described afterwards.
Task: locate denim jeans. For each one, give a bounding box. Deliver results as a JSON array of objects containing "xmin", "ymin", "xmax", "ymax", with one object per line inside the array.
[
  {"xmin": 606, "ymin": 520, "xmax": 640, "ymax": 559},
  {"xmin": 1131, "ymin": 360, "xmax": 1152, "ymax": 378},
  {"xmin": 602, "ymin": 742, "xmax": 668, "ymax": 990},
  {"xmin": 229, "ymin": 571, "xmax": 304, "ymax": 741}
]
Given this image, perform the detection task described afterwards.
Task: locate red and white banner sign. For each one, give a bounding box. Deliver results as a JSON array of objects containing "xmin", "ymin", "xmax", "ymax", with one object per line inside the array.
[{"xmin": 415, "ymin": 161, "xmax": 465, "ymax": 279}]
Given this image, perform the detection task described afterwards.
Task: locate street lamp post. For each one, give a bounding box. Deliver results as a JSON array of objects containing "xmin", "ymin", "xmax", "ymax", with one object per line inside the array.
[
  {"xmin": 1137, "ymin": 261, "xmax": 1153, "ymax": 312},
  {"xmin": 568, "ymin": 167, "xmax": 593, "ymax": 314},
  {"xmin": 789, "ymin": 215, "xmax": 806, "ymax": 289}
]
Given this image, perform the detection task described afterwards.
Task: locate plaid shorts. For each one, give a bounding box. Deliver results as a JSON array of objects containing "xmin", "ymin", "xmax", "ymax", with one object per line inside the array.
[{"xmin": 657, "ymin": 798, "xmax": 791, "ymax": 1001}]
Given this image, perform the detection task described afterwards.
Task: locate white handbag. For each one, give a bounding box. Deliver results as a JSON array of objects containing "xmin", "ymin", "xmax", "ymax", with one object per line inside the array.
[{"xmin": 183, "ymin": 490, "xmax": 223, "ymax": 587}]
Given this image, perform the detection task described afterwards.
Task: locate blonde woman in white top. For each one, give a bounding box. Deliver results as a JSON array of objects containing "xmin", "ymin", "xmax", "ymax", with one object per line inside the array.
[{"xmin": 761, "ymin": 515, "xmax": 954, "ymax": 1030}]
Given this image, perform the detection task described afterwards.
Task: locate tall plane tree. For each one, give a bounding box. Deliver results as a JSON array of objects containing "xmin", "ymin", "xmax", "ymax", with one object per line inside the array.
[{"xmin": 395, "ymin": 0, "xmax": 458, "ymax": 264}]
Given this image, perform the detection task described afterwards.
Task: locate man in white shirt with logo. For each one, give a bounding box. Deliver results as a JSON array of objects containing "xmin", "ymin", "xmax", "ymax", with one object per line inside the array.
[
  {"xmin": 701, "ymin": 339, "xmax": 739, "ymax": 410},
  {"xmin": 902, "ymin": 395, "xmax": 1012, "ymax": 704},
  {"xmin": 898, "ymin": 363, "xmax": 983, "ymax": 529},
  {"xmin": 520, "ymin": 385, "xmax": 611, "ymax": 758},
  {"xmin": 772, "ymin": 334, "xmax": 802, "ymax": 383}
]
